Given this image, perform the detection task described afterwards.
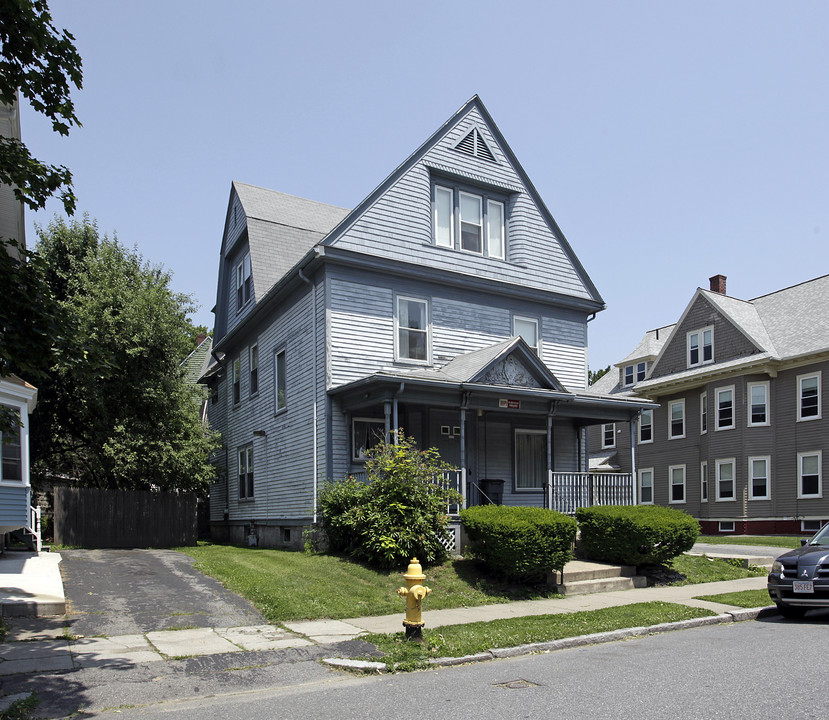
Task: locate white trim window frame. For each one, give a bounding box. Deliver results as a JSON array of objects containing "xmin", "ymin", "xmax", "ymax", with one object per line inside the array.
[
  {"xmin": 669, "ymin": 464, "xmax": 686, "ymax": 504},
  {"xmin": 434, "ymin": 185, "xmax": 454, "ymax": 248},
  {"xmin": 352, "ymin": 417, "xmax": 386, "ymax": 462},
  {"xmin": 669, "ymin": 399, "xmax": 685, "ymax": 439},
  {"xmin": 274, "ymin": 348, "xmax": 286, "ymax": 414},
  {"xmin": 798, "ymin": 451, "xmax": 822, "ymax": 499},
  {"xmin": 249, "ymin": 343, "xmax": 259, "ymax": 397},
  {"xmin": 716, "ymin": 386, "xmax": 735, "ymax": 431},
  {"xmin": 687, "ymin": 326, "xmax": 713, "ymax": 368},
  {"xmin": 636, "ymin": 362, "xmax": 646, "ymax": 383},
  {"xmin": 602, "ymin": 423, "xmax": 615, "ymax": 449},
  {"xmin": 716, "ymin": 458, "xmax": 736, "ymax": 502},
  {"xmin": 797, "ymin": 372, "xmax": 821, "ymax": 422},
  {"xmin": 701, "ymin": 460, "xmax": 708, "ymax": 503},
  {"xmin": 432, "ymin": 181, "xmax": 508, "ymax": 260},
  {"xmin": 236, "ymin": 252, "xmax": 252, "ymax": 311},
  {"xmin": 514, "ymin": 428, "xmax": 547, "ymax": 492},
  {"xmin": 638, "ymin": 409, "xmax": 653, "ymax": 444},
  {"xmin": 639, "ymin": 468, "xmax": 654, "ymax": 505},
  {"xmin": 748, "ymin": 455, "xmax": 770, "ymax": 500},
  {"xmin": 700, "ymin": 391, "xmax": 707, "ymax": 434},
  {"xmin": 623, "ymin": 365, "xmax": 634, "ymax": 387},
  {"xmin": 513, "ymin": 315, "xmax": 539, "ymax": 354},
  {"xmin": 747, "ymin": 381, "xmax": 769, "ymax": 427},
  {"xmin": 238, "ymin": 445, "xmax": 254, "ymax": 500},
  {"xmin": 395, "ymin": 295, "xmax": 430, "ymax": 364}
]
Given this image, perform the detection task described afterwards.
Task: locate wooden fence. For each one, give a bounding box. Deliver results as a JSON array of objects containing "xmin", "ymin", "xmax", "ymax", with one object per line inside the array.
[{"xmin": 54, "ymin": 487, "xmax": 197, "ymax": 548}]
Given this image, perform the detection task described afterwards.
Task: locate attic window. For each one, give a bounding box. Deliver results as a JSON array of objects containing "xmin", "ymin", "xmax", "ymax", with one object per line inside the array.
[
  {"xmin": 455, "ymin": 128, "xmax": 496, "ymax": 162},
  {"xmin": 236, "ymin": 253, "xmax": 251, "ymax": 311}
]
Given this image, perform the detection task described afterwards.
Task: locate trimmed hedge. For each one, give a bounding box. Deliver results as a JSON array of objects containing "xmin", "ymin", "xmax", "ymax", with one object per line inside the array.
[
  {"xmin": 575, "ymin": 505, "xmax": 700, "ymax": 566},
  {"xmin": 460, "ymin": 505, "xmax": 577, "ymax": 581}
]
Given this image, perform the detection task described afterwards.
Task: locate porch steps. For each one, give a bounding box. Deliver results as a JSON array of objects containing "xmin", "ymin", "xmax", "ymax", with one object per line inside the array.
[{"xmin": 551, "ymin": 560, "xmax": 647, "ymax": 596}]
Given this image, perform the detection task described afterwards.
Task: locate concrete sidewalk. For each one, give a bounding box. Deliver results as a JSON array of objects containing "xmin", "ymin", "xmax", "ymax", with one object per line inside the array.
[{"xmin": 0, "ymin": 552, "xmax": 65, "ymax": 617}]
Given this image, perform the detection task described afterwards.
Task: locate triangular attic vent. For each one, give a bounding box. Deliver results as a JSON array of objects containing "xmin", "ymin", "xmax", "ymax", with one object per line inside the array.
[{"xmin": 454, "ymin": 128, "xmax": 496, "ymax": 162}]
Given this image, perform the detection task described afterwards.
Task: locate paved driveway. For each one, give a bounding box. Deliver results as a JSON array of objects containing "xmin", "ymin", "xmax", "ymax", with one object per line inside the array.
[{"xmin": 59, "ymin": 549, "xmax": 264, "ymax": 637}]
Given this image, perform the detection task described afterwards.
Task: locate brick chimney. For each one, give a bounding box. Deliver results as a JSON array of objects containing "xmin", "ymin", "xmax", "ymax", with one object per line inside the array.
[
  {"xmin": 196, "ymin": 333, "xmax": 207, "ymax": 346},
  {"xmin": 709, "ymin": 274, "xmax": 727, "ymax": 295}
]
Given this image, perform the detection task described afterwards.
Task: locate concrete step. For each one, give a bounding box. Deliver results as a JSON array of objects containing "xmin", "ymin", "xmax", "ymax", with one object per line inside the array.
[
  {"xmin": 560, "ymin": 560, "xmax": 636, "ymax": 583},
  {"xmin": 556, "ymin": 575, "xmax": 648, "ymax": 596}
]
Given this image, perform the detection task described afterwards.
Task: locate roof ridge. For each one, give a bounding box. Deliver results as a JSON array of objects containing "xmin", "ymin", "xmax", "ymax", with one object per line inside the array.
[
  {"xmin": 232, "ymin": 180, "xmax": 350, "ymax": 212},
  {"xmin": 749, "ymin": 273, "xmax": 829, "ymax": 302}
]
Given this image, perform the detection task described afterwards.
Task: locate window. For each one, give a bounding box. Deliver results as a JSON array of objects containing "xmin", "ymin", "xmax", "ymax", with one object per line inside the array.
[
  {"xmin": 749, "ymin": 456, "xmax": 770, "ymax": 500},
  {"xmin": 638, "ymin": 409, "xmax": 653, "ymax": 444},
  {"xmin": 701, "ymin": 461, "xmax": 708, "ymax": 502},
  {"xmin": 719, "ymin": 521, "xmax": 735, "ymax": 533},
  {"xmin": 798, "ymin": 372, "xmax": 821, "ymax": 421},
  {"xmin": 0, "ymin": 407, "xmax": 22, "ymax": 482},
  {"xmin": 747, "ymin": 382, "xmax": 769, "ymax": 426},
  {"xmin": 238, "ymin": 445, "xmax": 254, "ymax": 500},
  {"xmin": 700, "ymin": 392, "xmax": 707, "ymax": 434},
  {"xmin": 602, "ymin": 423, "xmax": 615, "ymax": 449},
  {"xmin": 352, "ymin": 418, "xmax": 385, "ymax": 461},
  {"xmin": 249, "ymin": 344, "xmax": 259, "ymax": 396},
  {"xmin": 232, "ymin": 357, "xmax": 241, "ymax": 405},
  {"xmin": 802, "ymin": 520, "xmax": 825, "ymax": 534},
  {"xmin": 716, "ymin": 386, "xmax": 734, "ymax": 430},
  {"xmin": 513, "ymin": 316, "xmax": 539, "ymax": 354},
  {"xmin": 623, "ymin": 362, "xmax": 647, "ymax": 387},
  {"xmin": 515, "ymin": 429, "xmax": 547, "ymax": 491},
  {"xmin": 636, "ymin": 362, "xmax": 646, "ymax": 382},
  {"xmin": 716, "ymin": 459, "xmax": 735, "ymax": 501},
  {"xmin": 236, "ymin": 253, "xmax": 252, "ymax": 310},
  {"xmin": 274, "ymin": 349, "xmax": 286, "ymax": 413},
  {"xmin": 433, "ymin": 183, "xmax": 507, "ymax": 259},
  {"xmin": 396, "ymin": 296, "xmax": 429, "ymax": 363},
  {"xmin": 623, "ymin": 365, "xmax": 634, "ymax": 387},
  {"xmin": 669, "ymin": 465, "xmax": 686, "ymax": 504},
  {"xmin": 669, "ymin": 400, "xmax": 685, "ymax": 439},
  {"xmin": 639, "ymin": 468, "xmax": 653, "ymax": 504},
  {"xmin": 687, "ymin": 327, "xmax": 713, "ymax": 367},
  {"xmin": 798, "ymin": 451, "xmax": 822, "ymax": 498}
]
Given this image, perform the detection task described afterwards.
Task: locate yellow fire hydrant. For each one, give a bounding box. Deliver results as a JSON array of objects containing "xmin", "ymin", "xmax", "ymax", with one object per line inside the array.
[{"xmin": 398, "ymin": 557, "xmax": 431, "ymax": 641}]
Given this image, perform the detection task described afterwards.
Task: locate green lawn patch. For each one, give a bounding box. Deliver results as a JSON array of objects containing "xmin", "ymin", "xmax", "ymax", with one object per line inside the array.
[
  {"xmin": 692, "ymin": 589, "xmax": 772, "ymax": 608},
  {"xmin": 178, "ymin": 543, "xmax": 561, "ymax": 622},
  {"xmin": 669, "ymin": 554, "xmax": 767, "ymax": 584},
  {"xmin": 366, "ymin": 602, "xmax": 715, "ymax": 670},
  {"xmin": 697, "ymin": 535, "xmax": 801, "ymax": 549}
]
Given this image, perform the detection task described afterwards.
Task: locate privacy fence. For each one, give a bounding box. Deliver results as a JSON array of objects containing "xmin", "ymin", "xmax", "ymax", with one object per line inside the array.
[{"xmin": 54, "ymin": 487, "xmax": 197, "ymax": 548}]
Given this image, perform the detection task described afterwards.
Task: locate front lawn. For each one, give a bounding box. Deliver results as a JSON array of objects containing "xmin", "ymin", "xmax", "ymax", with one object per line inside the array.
[
  {"xmin": 697, "ymin": 535, "xmax": 802, "ymax": 549},
  {"xmin": 669, "ymin": 554, "xmax": 768, "ymax": 584},
  {"xmin": 692, "ymin": 589, "xmax": 772, "ymax": 608}
]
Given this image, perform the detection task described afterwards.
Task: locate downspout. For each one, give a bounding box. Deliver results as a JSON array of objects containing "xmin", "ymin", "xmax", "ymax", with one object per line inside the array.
[
  {"xmin": 298, "ymin": 268, "xmax": 319, "ymax": 524},
  {"xmin": 629, "ymin": 412, "xmax": 639, "ymax": 505},
  {"xmin": 393, "ymin": 382, "xmax": 405, "ymax": 444},
  {"xmin": 460, "ymin": 392, "xmax": 469, "ymax": 509}
]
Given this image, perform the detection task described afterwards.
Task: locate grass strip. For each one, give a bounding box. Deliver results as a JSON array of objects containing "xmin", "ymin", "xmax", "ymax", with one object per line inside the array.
[
  {"xmin": 692, "ymin": 589, "xmax": 772, "ymax": 608},
  {"xmin": 669, "ymin": 554, "xmax": 767, "ymax": 584},
  {"xmin": 697, "ymin": 535, "xmax": 801, "ymax": 549}
]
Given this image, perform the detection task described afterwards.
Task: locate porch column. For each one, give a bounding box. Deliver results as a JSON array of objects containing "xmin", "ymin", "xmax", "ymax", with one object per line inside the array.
[
  {"xmin": 460, "ymin": 393, "xmax": 468, "ymax": 508},
  {"xmin": 630, "ymin": 413, "xmax": 638, "ymax": 505},
  {"xmin": 546, "ymin": 413, "xmax": 553, "ymax": 511},
  {"xmin": 384, "ymin": 401, "xmax": 392, "ymax": 443}
]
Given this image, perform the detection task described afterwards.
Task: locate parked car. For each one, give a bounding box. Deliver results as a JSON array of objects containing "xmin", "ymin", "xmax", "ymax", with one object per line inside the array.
[{"xmin": 768, "ymin": 525, "xmax": 829, "ymax": 618}]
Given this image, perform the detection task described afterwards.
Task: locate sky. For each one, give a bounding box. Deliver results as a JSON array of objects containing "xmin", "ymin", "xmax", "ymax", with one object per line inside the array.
[{"xmin": 22, "ymin": 1, "xmax": 829, "ymax": 373}]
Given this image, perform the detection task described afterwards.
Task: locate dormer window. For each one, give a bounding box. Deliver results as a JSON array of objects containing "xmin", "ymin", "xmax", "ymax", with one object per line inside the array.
[
  {"xmin": 433, "ymin": 182, "xmax": 506, "ymax": 259},
  {"xmin": 687, "ymin": 327, "xmax": 713, "ymax": 367},
  {"xmin": 622, "ymin": 362, "xmax": 646, "ymax": 387},
  {"xmin": 236, "ymin": 253, "xmax": 252, "ymax": 311}
]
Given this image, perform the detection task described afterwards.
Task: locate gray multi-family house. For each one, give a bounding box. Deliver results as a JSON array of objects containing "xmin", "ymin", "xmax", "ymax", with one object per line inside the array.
[
  {"xmin": 589, "ymin": 273, "xmax": 829, "ymax": 535},
  {"xmin": 203, "ymin": 96, "xmax": 652, "ymax": 549}
]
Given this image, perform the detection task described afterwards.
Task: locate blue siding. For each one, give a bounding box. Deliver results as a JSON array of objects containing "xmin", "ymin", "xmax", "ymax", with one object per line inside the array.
[{"xmin": 0, "ymin": 484, "xmax": 29, "ymax": 529}]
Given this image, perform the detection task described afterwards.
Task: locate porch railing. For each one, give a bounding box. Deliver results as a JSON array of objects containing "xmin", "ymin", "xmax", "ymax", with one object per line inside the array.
[
  {"xmin": 549, "ymin": 472, "xmax": 634, "ymax": 515},
  {"xmin": 29, "ymin": 505, "xmax": 42, "ymax": 552}
]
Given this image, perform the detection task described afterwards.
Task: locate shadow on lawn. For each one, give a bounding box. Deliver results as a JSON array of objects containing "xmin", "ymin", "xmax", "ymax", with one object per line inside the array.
[{"xmin": 443, "ymin": 557, "xmax": 562, "ymax": 601}]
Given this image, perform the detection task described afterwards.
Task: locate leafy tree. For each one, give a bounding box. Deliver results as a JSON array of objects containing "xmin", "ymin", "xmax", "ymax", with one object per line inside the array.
[
  {"xmin": 318, "ymin": 433, "xmax": 462, "ymax": 568},
  {"xmin": 588, "ymin": 365, "xmax": 611, "ymax": 385},
  {"xmin": 31, "ymin": 216, "xmax": 219, "ymax": 492}
]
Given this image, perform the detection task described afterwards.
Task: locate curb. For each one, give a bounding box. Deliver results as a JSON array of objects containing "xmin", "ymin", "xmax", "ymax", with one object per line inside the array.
[{"xmin": 322, "ymin": 605, "xmax": 776, "ymax": 673}]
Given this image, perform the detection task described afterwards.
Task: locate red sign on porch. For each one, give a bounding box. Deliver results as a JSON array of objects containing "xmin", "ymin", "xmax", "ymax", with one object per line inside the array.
[{"xmin": 499, "ymin": 399, "xmax": 521, "ymax": 409}]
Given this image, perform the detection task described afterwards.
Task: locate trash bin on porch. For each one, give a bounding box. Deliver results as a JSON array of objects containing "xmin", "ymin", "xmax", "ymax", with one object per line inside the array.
[{"xmin": 479, "ymin": 478, "xmax": 504, "ymax": 505}]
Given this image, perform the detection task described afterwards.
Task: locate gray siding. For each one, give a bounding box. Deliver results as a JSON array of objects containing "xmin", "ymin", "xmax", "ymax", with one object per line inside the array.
[{"xmin": 0, "ymin": 484, "xmax": 29, "ymax": 529}]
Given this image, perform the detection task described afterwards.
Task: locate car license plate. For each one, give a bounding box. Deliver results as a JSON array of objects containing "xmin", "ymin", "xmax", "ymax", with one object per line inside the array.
[{"xmin": 793, "ymin": 580, "xmax": 814, "ymax": 593}]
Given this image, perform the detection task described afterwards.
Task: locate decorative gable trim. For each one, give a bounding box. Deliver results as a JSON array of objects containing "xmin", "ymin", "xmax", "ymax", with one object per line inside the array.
[
  {"xmin": 480, "ymin": 355, "xmax": 541, "ymax": 388},
  {"xmin": 469, "ymin": 337, "xmax": 565, "ymax": 391},
  {"xmin": 423, "ymin": 162, "xmax": 522, "ymax": 193},
  {"xmin": 454, "ymin": 127, "xmax": 497, "ymax": 162}
]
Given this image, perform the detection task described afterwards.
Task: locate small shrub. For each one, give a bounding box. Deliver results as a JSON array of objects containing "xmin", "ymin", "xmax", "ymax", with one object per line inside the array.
[
  {"xmin": 575, "ymin": 505, "xmax": 699, "ymax": 566},
  {"xmin": 317, "ymin": 433, "xmax": 461, "ymax": 569},
  {"xmin": 460, "ymin": 505, "xmax": 577, "ymax": 582}
]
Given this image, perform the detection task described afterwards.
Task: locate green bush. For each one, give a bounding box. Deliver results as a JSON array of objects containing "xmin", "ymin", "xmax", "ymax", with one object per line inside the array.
[
  {"xmin": 460, "ymin": 505, "xmax": 577, "ymax": 582},
  {"xmin": 318, "ymin": 433, "xmax": 461, "ymax": 569},
  {"xmin": 575, "ymin": 505, "xmax": 700, "ymax": 566}
]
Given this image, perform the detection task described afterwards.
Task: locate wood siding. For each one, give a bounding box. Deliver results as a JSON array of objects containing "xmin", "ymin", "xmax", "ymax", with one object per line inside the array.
[{"xmin": 0, "ymin": 484, "xmax": 29, "ymax": 529}]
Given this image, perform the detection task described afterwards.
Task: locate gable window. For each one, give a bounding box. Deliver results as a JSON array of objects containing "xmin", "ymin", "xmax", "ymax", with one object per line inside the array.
[
  {"xmin": 749, "ymin": 456, "xmax": 770, "ymax": 500},
  {"xmin": 236, "ymin": 253, "xmax": 252, "ymax": 311},
  {"xmin": 232, "ymin": 357, "xmax": 241, "ymax": 405},
  {"xmin": 513, "ymin": 316, "xmax": 539, "ymax": 354},
  {"xmin": 716, "ymin": 386, "xmax": 734, "ymax": 430},
  {"xmin": 636, "ymin": 362, "xmax": 646, "ymax": 382},
  {"xmin": 274, "ymin": 349, "xmax": 286, "ymax": 413},
  {"xmin": 623, "ymin": 365, "xmax": 634, "ymax": 387},
  {"xmin": 352, "ymin": 418, "xmax": 386, "ymax": 461},
  {"xmin": 701, "ymin": 461, "xmax": 708, "ymax": 502},
  {"xmin": 515, "ymin": 429, "xmax": 547, "ymax": 491},
  {"xmin": 396, "ymin": 296, "xmax": 429, "ymax": 363},
  {"xmin": 238, "ymin": 445, "xmax": 254, "ymax": 500},
  {"xmin": 432, "ymin": 182, "xmax": 507, "ymax": 259},
  {"xmin": 639, "ymin": 468, "xmax": 653, "ymax": 504},
  {"xmin": 623, "ymin": 362, "xmax": 647, "ymax": 388},
  {"xmin": 638, "ymin": 409, "xmax": 653, "ymax": 444},
  {"xmin": 0, "ymin": 408, "xmax": 22, "ymax": 482},
  {"xmin": 687, "ymin": 327, "xmax": 713, "ymax": 367},
  {"xmin": 602, "ymin": 423, "xmax": 615, "ymax": 449},
  {"xmin": 716, "ymin": 458, "xmax": 735, "ymax": 501},
  {"xmin": 669, "ymin": 465, "xmax": 686, "ymax": 504},
  {"xmin": 747, "ymin": 382, "xmax": 769, "ymax": 426},
  {"xmin": 798, "ymin": 372, "xmax": 821, "ymax": 421},
  {"xmin": 669, "ymin": 400, "xmax": 685, "ymax": 439},
  {"xmin": 798, "ymin": 451, "xmax": 822, "ymax": 499},
  {"xmin": 249, "ymin": 344, "xmax": 259, "ymax": 396},
  {"xmin": 700, "ymin": 391, "xmax": 707, "ymax": 434}
]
